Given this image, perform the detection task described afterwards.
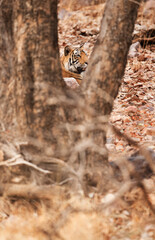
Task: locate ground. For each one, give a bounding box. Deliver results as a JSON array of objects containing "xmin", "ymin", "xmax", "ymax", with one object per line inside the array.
[{"xmin": 0, "ymin": 1, "xmax": 155, "ymax": 239}]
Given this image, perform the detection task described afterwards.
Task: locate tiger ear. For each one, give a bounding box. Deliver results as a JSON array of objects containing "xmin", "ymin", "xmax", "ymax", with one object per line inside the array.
[
  {"xmin": 64, "ymin": 45, "xmax": 72, "ymax": 56},
  {"xmin": 80, "ymin": 43, "xmax": 84, "ymax": 49}
]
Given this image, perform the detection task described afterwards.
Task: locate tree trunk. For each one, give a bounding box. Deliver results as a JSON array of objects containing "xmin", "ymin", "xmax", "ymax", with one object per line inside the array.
[
  {"xmin": 80, "ymin": 0, "xmax": 141, "ymax": 187},
  {"xmin": 0, "ymin": 0, "xmax": 68, "ymax": 146},
  {"xmin": 0, "ymin": 1, "xmax": 14, "ymax": 128},
  {"xmin": 83, "ymin": 0, "xmax": 141, "ymax": 113},
  {"xmin": 13, "ymin": 0, "xmax": 66, "ymax": 136}
]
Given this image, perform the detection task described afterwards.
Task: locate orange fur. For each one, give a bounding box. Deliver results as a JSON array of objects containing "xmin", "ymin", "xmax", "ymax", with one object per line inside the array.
[{"xmin": 61, "ymin": 45, "xmax": 88, "ymax": 85}]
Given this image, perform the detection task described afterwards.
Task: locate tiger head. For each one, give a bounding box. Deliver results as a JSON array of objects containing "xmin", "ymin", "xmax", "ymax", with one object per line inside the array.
[{"xmin": 63, "ymin": 44, "xmax": 88, "ymax": 74}]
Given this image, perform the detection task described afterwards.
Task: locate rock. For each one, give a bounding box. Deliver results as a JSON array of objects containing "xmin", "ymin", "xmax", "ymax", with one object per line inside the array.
[
  {"xmin": 146, "ymin": 127, "xmax": 155, "ymax": 136},
  {"xmin": 128, "ymin": 42, "xmax": 141, "ymax": 58},
  {"xmin": 125, "ymin": 106, "xmax": 138, "ymax": 113},
  {"xmin": 58, "ymin": 8, "xmax": 72, "ymax": 20}
]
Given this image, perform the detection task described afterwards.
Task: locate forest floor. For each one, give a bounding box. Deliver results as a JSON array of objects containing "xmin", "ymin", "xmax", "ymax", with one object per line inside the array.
[
  {"xmin": 0, "ymin": 1, "xmax": 155, "ymax": 240},
  {"xmin": 59, "ymin": 1, "xmax": 155, "ymax": 163}
]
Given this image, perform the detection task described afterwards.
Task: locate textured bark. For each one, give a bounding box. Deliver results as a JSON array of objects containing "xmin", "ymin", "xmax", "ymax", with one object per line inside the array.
[
  {"xmin": 0, "ymin": 0, "xmax": 72, "ymax": 163},
  {"xmin": 0, "ymin": 1, "xmax": 14, "ymax": 128},
  {"xmin": 0, "ymin": 1, "xmax": 67, "ymax": 143},
  {"xmin": 13, "ymin": 0, "xmax": 66, "ymax": 136},
  {"xmin": 83, "ymin": 0, "xmax": 141, "ymax": 114},
  {"xmin": 80, "ymin": 0, "xmax": 141, "ymax": 177}
]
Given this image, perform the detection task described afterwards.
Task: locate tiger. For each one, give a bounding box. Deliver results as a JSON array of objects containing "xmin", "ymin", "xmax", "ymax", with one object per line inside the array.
[{"xmin": 61, "ymin": 44, "xmax": 88, "ymax": 85}]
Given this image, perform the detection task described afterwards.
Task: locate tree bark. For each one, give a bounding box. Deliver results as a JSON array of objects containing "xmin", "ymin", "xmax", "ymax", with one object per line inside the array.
[
  {"xmin": 13, "ymin": 0, "xmax": 66, "ymax": 136},
  {"xmin": 83, "ymin": 0, "xmax": 141, "ymax": 114},
  {"xmin": 0, "ymin": 1, "xmax": 14, "ymax": 128},
  {"xmin": 80, "ymin": 0, "xmax": 141, "ymax": 184},
  {"xmin": 0, "ymin": 0, "xmax": 68, "ymax": 145}
]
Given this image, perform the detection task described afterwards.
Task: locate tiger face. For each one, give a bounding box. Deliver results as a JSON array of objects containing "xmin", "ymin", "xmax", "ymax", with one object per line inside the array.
[{"xmin": 62, "ymin": 44, "xmax": 88, "ymax": 74}]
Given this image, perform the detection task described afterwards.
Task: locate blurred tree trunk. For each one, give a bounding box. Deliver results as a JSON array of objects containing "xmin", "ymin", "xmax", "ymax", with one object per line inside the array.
[
  {"xmin": 80, "ymin": 0, "xmax": 141, "ymax": 188},
  {"xmin": 0, "ymin": 0, "xmax": 141, "ymax": 190},
  {"xmin": 0, "ymin": 1, "xmax": 14, "ymax": 128},
  {"xmin": 82, "ymin": 5, "xmax": 141, "ymax": 139},
  {"xmin": 83, "ymin": 0, "xmax": 141, "ymax": 112},
  {"xmin": 0, "ymin": 0, "xmax": 67, "ymax": 146},
  {"xmin": 13, "ymin": 0, "xmax": 66, "ymax": 139}
]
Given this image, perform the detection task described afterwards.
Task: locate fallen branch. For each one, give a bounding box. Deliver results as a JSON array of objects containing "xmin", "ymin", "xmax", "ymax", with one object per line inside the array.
[
  {"xmin": 0, "ymin": 154, "xmax": 51, "ymax": 174},
  {"xmin": 0, "ymin": 184, "xmax": 65, "ymax": 199}
]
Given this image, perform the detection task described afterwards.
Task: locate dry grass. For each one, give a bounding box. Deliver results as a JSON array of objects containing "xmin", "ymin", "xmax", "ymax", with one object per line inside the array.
[{"xmin": 0, "ymin": 186, "xmax": 155, "ymax": 240}]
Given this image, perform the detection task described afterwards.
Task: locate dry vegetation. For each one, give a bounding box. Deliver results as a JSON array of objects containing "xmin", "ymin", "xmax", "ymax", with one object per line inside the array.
[{"xmin": 0, "ymin": 1, "xmax": 155, "ymax": 239}]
